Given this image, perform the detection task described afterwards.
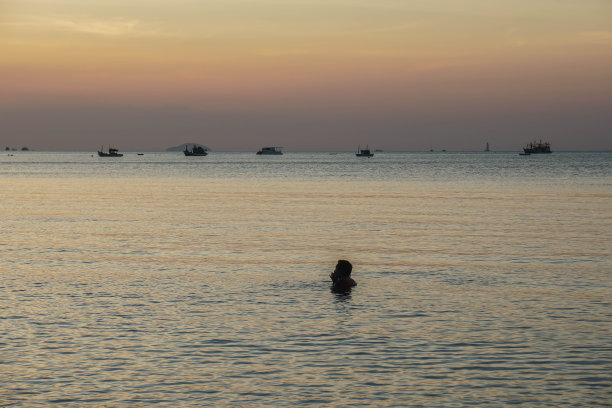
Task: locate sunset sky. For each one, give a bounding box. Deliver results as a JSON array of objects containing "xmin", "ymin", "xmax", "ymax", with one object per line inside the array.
[{"xmin": 1, "ymin": 0, "xmax": 611, "ymax": 151}]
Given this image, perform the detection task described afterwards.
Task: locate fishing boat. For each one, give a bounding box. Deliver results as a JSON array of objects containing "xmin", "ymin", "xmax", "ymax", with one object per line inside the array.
[
  {"xmin": 256, "ymin": 146, "xmax": 283, "ymax": 155},
  {"xmin": 98, "ymin": 146, "xmax": 123, "ymax": 157},
  {"xmin": 521, "ymin": 140, "xmax": 552, "ymax": 155},
  {"xmin": 183, "ymin": 144, "xmax": 208, "ymax": 156},
  {"xmin": 356, "ymin": 145, "xmax": 374, "ymax": 157}
]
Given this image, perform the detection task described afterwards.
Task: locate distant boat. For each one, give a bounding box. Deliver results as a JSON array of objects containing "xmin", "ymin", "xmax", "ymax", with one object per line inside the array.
[
  {"xmin": 256, "ymin": 146, "xmax": 283, "ymax": 155},
  {"xmin": 356, "ymin": 145, "xmax": 374, "ymax": 157},
  {"xmin": 520, "ymin": 140, "xmax": 551, "ymax": 155},
  {"xmin": 166, "ymin": 143, "xmax": 209, "ymax": 152},
  {"xmin": 98, "ymin": 146, "xmax": 123, "ymax": 157},
  {"xmin": 183, "ymin": 144, "xmax": 208, "ymax": 156},
  {"xmin": 485, "ymin": 142, "xmax": 490, "ymax": 152}
]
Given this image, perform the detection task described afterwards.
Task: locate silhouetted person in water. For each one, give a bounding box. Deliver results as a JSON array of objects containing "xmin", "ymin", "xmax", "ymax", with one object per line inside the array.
[{"xmin": 330, "ymin": 260, "xmax": 356, "ymax": 291}]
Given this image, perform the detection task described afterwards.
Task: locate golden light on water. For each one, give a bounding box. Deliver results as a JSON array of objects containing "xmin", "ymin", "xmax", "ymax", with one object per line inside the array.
[{"xmin": 2, "ymin": 151, "xmax": 611, "ymax": 406}]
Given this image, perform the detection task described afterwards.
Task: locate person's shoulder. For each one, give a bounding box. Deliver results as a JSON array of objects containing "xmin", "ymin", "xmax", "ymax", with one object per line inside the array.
[{"xmin": 333, "ymin": 278, "xmax": 356, "ymax": 289}]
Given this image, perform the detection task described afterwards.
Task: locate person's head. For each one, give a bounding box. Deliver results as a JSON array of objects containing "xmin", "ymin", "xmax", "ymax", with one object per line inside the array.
[{"xmin": 334, "ymin": 260, "xmax": 352, "ymax": 278}]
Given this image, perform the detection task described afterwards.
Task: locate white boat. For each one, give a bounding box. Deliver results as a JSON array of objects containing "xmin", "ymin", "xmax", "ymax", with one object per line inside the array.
[{"xmin": 256, "ymin": 147, "xmax": 283, "ymax": 155}]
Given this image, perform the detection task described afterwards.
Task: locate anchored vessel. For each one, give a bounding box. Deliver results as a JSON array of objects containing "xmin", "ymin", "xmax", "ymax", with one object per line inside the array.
[
  {"xmin": 183, "ymin": 144, "xmax": 208, "ymax": 156},
  {"xmin": 98, "ymin": 146, "xmax": 123, "ymax": 157},
  {"xmin": 256, "ymin": 147, "xmax": 283, "ymax": 155},
  {"xmin": 356, "ymin": 145, "xmax": 374, "ymax": 157},
  {"xmin": 521, "ymin": 140, "xmax": 551, "ymax": 155}
]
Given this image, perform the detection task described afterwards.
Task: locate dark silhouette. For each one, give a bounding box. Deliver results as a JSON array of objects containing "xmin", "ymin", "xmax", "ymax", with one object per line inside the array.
[
  {"xmin": 356, "ymin": 145, "xmax": 374, "ymax": 157},
  {"xmin": 330, "ymin": 260, "xmax": 357, "ymax": 292},
  {"xmin": 520, "ymin": 140, "xmax": 552, "ymax": 155},
  {"xmin": 166, "ymin": 143, "xmax": 209, "ymax": 152},
  {"xmin": 97, "ymin": 146, "xmax": 123, "ymax": 157},
  {"xmin": 183, "ymin": 144, "xmax": 208, "ymax": 156}
]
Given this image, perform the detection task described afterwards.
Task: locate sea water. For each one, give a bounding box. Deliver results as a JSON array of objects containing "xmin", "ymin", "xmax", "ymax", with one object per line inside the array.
[{"xmin": 1, "ymin": 151, "xmax": 610, "ymax": 407}]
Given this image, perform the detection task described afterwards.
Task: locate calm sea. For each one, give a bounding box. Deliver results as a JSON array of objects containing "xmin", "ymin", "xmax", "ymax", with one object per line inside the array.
[{"xmin": 1, "ymin": 151, "xmax": 610, "ymax": 407}]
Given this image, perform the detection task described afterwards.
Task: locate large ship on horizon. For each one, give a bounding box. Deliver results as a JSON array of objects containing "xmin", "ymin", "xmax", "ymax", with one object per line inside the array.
[{"xmin": 521, "ymin": 140, "xmax": 551, "ymax": 155}]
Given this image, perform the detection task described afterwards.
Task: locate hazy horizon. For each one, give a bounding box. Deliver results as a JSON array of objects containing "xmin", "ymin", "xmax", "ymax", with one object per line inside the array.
[
  {"xmin": 2, "ymin": 0, "xmax": 611, "ymax": 151},
  {"xmin": 5, "ymin": 147, "xmax": 612, "ymax": 153}
]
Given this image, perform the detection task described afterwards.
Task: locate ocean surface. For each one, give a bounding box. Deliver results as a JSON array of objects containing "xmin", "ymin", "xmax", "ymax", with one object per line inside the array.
[{"xmin": 1, "ymin": 151, "xmax": 611, "ymax": 407}]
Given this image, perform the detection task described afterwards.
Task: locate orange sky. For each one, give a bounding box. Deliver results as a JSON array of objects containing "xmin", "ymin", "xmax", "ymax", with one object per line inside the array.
[{"xmin": 1, "ymin": 0, "xmax": 611, "ymax": 151}]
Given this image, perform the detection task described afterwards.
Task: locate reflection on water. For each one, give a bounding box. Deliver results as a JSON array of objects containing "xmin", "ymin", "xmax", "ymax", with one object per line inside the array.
[{"xmin": 1, "ymin": 152, "xmax": 610, "ymax": 407}]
